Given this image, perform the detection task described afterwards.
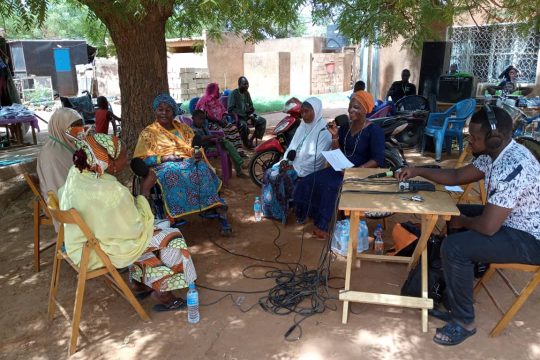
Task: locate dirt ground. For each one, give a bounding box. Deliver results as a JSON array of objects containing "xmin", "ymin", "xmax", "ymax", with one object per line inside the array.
[{"xmin": 1, "ymin": 109, "xmax": 540, "ymax": 360}]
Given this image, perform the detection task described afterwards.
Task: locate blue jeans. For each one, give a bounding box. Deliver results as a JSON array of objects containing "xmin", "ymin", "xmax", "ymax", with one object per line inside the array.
[{"xmin": 442, "ymin": 204, "xmax": 540, "ymax": 325}]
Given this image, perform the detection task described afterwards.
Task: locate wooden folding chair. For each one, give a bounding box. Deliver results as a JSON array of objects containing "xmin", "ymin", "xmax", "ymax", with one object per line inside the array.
[
  {"xmin": 474, "ymin": 263, "xmax": 540, "ymax": 337},
  {"xmin": 23, "ymin": 174, "xmax": 54, "ymax": 272},
  {"xmin": 46, "ymin": 191, "xmax": 150, "ymax": 356}
]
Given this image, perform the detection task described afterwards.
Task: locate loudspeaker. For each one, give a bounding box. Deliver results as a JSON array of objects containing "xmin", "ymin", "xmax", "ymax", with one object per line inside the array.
[
  {"xmin": 418, "ymin": 42, "xmax": 452, "ymax": 98},
  {"xmin": 438, "ymin": 76, "xmax": 474, "ymax": 103}
]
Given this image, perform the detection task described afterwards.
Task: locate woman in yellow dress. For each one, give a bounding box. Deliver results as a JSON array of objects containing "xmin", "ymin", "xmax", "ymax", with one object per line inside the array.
[
  {"xmin": 60, "ymin": 132, "xmax": 197, "ymax": 311},
  {"xmin": 134, "ymin": 94, "xmax": 232, "ymax": 235}
]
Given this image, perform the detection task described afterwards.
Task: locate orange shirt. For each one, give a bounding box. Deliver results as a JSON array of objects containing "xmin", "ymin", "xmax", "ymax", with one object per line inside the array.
[{"xmin": 95, "ymin": 109, "xmax": 109, "ymax": 134}]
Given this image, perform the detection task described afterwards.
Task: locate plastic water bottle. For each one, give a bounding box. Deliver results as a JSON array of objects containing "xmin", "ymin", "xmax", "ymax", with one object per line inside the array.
[
  {"xmin": 358, "ymin": 221, "xmax": 369, "ymax": 253},
  {"xmin": 374, "ymin": 224, "xmax": 384, "ymax": 255},
  {"xmin": 187, "ymin": 283, "xmax": 200, "ymax": 324},
  {"xmin": 340, "ymin": 222, "xmax": 349, "ymax": 250},
  {"xmin": 253, "ymin": 196, "xmax": 262, "ymax": 221}
]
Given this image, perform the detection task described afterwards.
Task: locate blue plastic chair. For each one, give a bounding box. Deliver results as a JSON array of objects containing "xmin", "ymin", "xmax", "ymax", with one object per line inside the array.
[{"xmin": 422, "ymin": 98, "xmax": 476, "ymax": 161}]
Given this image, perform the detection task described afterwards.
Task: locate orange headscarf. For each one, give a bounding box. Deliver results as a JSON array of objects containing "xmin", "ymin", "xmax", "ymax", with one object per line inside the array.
[{"xmin": 352, "ymin": 90, "xmax": 375, "ymax": 113}]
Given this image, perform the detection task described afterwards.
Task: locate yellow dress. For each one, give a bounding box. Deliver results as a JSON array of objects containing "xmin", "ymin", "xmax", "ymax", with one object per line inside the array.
[{"xmin": 59, "ymin": 166, "xmax": 154, "ymax": 270}]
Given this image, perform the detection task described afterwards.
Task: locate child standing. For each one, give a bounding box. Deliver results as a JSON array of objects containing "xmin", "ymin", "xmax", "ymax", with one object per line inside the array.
[
  {"xmin": 94, "ymin": 96, "xmax": 121, "ymax": 134},
  {"xmin": 191, "ymin": 110, "xmax": 248, "ymax": 178}
]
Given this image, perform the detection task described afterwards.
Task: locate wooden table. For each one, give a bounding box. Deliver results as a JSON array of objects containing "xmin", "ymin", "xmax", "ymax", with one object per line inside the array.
[{"xmin": 338, "ymin": 168, "xmax": 460, "ymax": 332}]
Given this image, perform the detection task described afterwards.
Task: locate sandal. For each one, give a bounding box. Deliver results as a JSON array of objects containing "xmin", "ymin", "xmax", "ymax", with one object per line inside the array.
[
  {"xmin": 219, "ymin": 219, "xmax": 233, "ymax": 237},
  {"xmin": 433, "ymin": 322, "xmax": 476, "ymax": 346},
  {"xmin": 152, "ymin": 298, "xmax": 187, "ymax": 312},
  {"xmin": 133, "ymin": 289, "xmax": 154, "ymax": 300},
  {"xmin": 312, "ymin": 229, "xmax": 328, "ymax": 240},
  {"xmin": 429, "ymin": 308, "xmax": 452, "ymax": 322}
]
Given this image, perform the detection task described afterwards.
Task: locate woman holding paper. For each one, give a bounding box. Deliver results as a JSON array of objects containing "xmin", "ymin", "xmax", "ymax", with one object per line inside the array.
[{"xmin": 293, "ymin": 91, "xmax": 385, "ymax": 239}]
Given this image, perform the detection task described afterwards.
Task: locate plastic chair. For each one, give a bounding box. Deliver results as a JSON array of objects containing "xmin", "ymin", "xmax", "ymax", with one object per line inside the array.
[
  {"xmin": 23, "ymin": 174, "xmax": 54, "ymax": 272},
  {"xmin": 422, "ymin": 98, "xmax": 476, "ymax": 161},
  {"xmin": 178, "ymin": 115, "xmax": 232, "ymax": 186},
  {"xmin": 46, "ymin": 192, "xmax": 149, "ymax": 356},
  {"xmin": 474, "ymin": 263, "xmax": 540, "ymax": 337}
]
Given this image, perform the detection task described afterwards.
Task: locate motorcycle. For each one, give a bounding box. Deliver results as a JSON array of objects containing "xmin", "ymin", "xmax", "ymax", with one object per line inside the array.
[
  {"xmin": 248, "ymin": 97, "xmax": 302, "ymax": 187},
  {"xmin": 392, "ymin": 95, "xmax": 430, "ymax": 149}
]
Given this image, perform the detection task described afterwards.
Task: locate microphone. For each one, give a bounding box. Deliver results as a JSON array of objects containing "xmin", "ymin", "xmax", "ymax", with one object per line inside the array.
[
  {"xmin": 286, "ymin": 149, "xmax": 296, "ymax": 162},
  {"xmin": 366, "ymin": 165, "xmax": 404, "ymax": 178},
  {"xmin": 334, "ymin": 114, "xmax": 349, "ymax": 127},
  {"xmin": 130, "ymin": 158, "xmax": 149, "ymax": 177}
]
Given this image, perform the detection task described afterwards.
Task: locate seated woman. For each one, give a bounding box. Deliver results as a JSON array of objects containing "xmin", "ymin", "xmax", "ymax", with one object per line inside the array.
[
  {"xmin": 262, "ymin": 97, "xmax": 332, "ymax": 222},
  {"xmin": 196, "ymin": 82, "xmax": 246, "ymax": 158},
  {"xmin": 60, "ymin": 133, "xmax": 196, "ymax": 311},
  {"xmin": 37, "ymin": 108, "xmax": 83, "ymax": 204},
  {"xmin": 486, "ymin": 65, "xmax": 532, "ymax": 96},
  {"xmin": 134, "ymin": 94, "xmax": 232, "ymax": 235},
  {"xmin": 293, "ymin": 91, "xmax": 385, "ymax": 239}
]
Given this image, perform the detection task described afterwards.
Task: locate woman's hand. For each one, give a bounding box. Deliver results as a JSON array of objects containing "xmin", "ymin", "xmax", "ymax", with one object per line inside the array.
[
  {"xmin": 193, "ymin": 149, "xmax": 203, "ymax": 162},
  {"xmin": 162, "ymin": 155, "xmax": 183, "ymax": 163},
  {"xmin": 327, "ymin": 121, "xmax": 338, "ymax": 138},
  {"xmin": 140, "ymin": 169, "xmax": 157, "ymax": 197},
  {"xmin": 395, "ymin": 166, "xmax": 417, "ymax": 181}
]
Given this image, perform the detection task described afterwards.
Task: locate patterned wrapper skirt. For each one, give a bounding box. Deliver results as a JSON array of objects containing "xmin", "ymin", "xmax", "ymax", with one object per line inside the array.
[
  {"xmin": 155, "ymin": 158, "xmax": 225, "ymax": 218},
  {"xmin": 130, "ymin": 227, "xmax": 197, "ymax": 291}
]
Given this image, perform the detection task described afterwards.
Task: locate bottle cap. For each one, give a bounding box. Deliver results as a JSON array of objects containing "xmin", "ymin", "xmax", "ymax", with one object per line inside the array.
[
  {"xmin": 189, "ymin": 282, "xmax": 196, "ymax": 289},
  {"xmin": 376, "ymin": 224, "xmax": 382, "ymax": 229},
  {"xmin": 255, "ymin": 196, "xmax": 260, "ymax": 200}
]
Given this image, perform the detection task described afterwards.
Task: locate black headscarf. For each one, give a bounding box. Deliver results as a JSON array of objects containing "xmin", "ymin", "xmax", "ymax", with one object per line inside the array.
[{"xmin": 498, "ymin": 65, "xmax": 518, "ymax": 81}]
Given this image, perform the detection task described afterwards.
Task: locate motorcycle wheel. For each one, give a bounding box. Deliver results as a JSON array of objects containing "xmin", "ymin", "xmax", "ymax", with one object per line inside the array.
[
  {"xmin": 384, "ymin": 148, "xmax": 404, "ymax": 169},
  {"xmin": 249, "ymin": 150, "xmax": 282, "ymax": 187},
  {"xmin": 396, "ymin": 125, "xmax": 422, "ymax": 149}
]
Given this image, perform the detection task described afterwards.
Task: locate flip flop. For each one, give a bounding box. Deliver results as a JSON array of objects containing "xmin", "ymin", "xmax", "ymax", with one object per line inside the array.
[
  {"xmin": 429, "ymin": 308, "xmax": 452, "ymax": 322},
  {"xmin": 152, "ymin": 298, "xmax": 187, "ymax": 312},
  {"xmin": 433, "ymin": 322, "xmax": 477, "ymax": 346}
]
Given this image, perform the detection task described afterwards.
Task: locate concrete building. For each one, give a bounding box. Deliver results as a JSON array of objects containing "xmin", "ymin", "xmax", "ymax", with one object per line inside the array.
[{"xmin": 360, "ymin": 14, "xmax": 540, "ymax": 101}]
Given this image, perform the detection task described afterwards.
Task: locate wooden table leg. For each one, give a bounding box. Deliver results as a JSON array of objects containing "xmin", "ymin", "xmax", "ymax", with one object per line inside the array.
[
  {"xmin": 408, "ymin": 214, "xmax": 438, "ymax": 332},
  {"xmin": 342, "ymin": 210, "xmax": 361, "ymax": 324},
  {"xmin": 15, "ymin": 123, "xmax": 23, "ymax": 145}
]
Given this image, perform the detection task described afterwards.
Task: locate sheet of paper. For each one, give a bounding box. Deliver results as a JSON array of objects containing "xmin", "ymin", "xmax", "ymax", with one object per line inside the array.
[
  {"xmin": 445, "ymin": 185, "xmax": 464, "ymax": 193},
  {"xmin": 322, "ymin": 149, "xmax": 354, "ymax": 171}
]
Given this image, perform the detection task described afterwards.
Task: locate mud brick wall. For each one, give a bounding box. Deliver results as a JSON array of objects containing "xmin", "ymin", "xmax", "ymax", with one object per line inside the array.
[{"xmin": 311, "ymin": 53, "xmax": 353, "ymax": 95}]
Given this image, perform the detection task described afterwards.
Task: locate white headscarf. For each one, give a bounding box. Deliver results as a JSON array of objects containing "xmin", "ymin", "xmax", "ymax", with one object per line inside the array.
[
  {"xmin": 284, "ymin": 97, "xmax": 332, "ymax": 177},
  {"xmin": 37, "ymin": 108, "xmax": 82, "ymax": 200}
]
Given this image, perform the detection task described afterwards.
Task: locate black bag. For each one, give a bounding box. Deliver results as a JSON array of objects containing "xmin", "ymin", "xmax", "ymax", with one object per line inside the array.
[{"xmin": 401, "ymin": 235, "xmax": 446, "ymax": 305}]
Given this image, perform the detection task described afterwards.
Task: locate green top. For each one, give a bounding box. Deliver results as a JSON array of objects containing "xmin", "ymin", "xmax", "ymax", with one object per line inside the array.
[{"xmin": 227, "ymin": 88, "xmax": 254, "ymax": 119}]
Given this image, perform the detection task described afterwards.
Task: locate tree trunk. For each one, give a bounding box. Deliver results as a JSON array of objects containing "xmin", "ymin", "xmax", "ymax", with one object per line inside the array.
[
  {"xmin": 111, "ymin": 19, "xmax": 169, "ymax": 150},
  {"xmin": 82, "ymin": 1, "xmax": 173, "ymax": 151}
]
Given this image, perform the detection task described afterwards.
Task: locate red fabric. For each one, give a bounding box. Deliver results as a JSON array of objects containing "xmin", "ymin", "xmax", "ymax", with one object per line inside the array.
[
  {"xmin": 196, "ymin": 83, "xmax": 226, "ymax": 122},
  {"xmin": 94, "ymin": 109, "xmax": 110, "ymax": 134}
]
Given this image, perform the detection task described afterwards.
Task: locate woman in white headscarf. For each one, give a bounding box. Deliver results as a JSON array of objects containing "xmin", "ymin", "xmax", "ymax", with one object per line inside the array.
[
  {"xmin": 37, "ymin": 108, "xmax": 83, "ymax": 202},
  {"xmin": 261, "ymin": 97, "xmax": 332, "ymax": 223}
]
